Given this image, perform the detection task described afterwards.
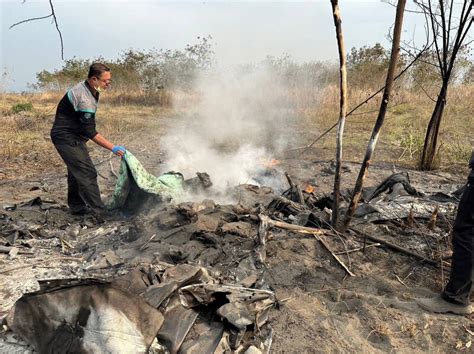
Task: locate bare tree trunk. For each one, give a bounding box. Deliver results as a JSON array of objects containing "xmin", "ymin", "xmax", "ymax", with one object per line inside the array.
[
  {"xmin": 343, "ymin": 0, "xmax": 407, "ymax": 230},
  {"xmin": 417, "ymin": 0, "xmax": 473, "ymax": 170},
  {"xmin": 330, "ymin": 0, "xmax": 348, "ymax": 229},
  {"xmin": 420, "ymin": 82, "xmax": 448, "ymax": 170}
]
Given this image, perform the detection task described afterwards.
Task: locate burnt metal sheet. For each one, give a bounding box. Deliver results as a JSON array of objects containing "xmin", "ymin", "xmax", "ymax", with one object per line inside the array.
[
  {"xmin": 6, "ymin": 284, "xmax": 164, "ymax": 353},
  {"xmin": 157, "ymin": 301, "xmax": 199, "ymax": 354},
  {"xmin": 178, "ymin": 320, "xmax": 224, "ymax": 354}
]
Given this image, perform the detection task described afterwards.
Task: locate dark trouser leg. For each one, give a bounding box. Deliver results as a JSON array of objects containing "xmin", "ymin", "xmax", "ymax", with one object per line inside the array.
[
  {"xmin": 442, "ymin": 178, "xmax": 474, "ymax": 305},
  {"xmin": 67, "ymin": 170, "xmax": 87, "ymax": 213},
  {"xmin": 54, "ymin": 142, "xmax": 105, "ymax": 214}
]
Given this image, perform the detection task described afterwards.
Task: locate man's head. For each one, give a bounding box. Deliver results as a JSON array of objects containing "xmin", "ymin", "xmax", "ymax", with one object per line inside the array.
[{"xmin": 87, "ymin": 63, "xmax": 111, "ymax": 92}]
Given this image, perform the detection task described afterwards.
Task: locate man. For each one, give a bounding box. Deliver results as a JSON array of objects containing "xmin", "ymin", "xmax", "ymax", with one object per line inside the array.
[
  {"xmin": 417, "ymin": 150, "xmax": 473, "ymax": 315},
  {"xmin": 51, "ymin": 63, "xmax": 126, "ymax": 218}
]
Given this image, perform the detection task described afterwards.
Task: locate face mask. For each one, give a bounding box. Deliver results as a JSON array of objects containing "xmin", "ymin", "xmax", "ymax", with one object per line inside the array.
[{"xmin": 95, "ymin": 86, "xmax": 104, "ymax": 93}]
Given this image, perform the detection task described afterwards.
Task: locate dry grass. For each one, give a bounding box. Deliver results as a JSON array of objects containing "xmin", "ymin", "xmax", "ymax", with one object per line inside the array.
[
  {"xmin": 0, "ymin": 91, "xmax": 175, "ymax": 179},
  {"xmin": 300, "ymin": 83, "xmax": 473, "ymax": 169},
  {"xmin": 1, "ymin": 84, "xmax": 472, "ymax": 179}
]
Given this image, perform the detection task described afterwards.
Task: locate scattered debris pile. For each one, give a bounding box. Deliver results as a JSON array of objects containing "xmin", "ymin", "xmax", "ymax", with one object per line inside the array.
[
  {"xmin": 0, "ymin": 168, "xmax": 466, "ymax": 352},
  {"xmin": 1, "ymin": 183, "xmax": 282, "ymax": 353}
]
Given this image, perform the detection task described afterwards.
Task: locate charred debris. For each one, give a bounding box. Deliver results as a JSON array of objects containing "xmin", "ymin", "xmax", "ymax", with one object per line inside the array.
[{"xmin": 0, "ymin": 164, "xmax": 462, "ymax": 353}]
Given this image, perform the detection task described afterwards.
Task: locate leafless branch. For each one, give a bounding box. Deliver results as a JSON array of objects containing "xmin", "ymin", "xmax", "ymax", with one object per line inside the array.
[
  {"xmin": 400, "ymin": 46, "xmax": 439, "ymax": 68},
  {"xmin": 9, "ymin": 0, "xmax": 64, "ymax": 59},
  {"xmin": 419, "ymin": 0, "xmax": 473, "ymax": 170},
  {"xmin": 347, "ymin": 108, "xmax": 382, "ymax": 117},
  {"xmin": 413, "ymin": 76, "xmax": 438, "ymax": 102},
  {"xmin": 49, "ymin": 0, "xmax": 64, "ymax": 59},
  {"xmin": 447, "ymin": 0, "xmax": 455, "ymax": 48},
  {"xmin": 384, "ymin": 0, "xmax": 427, "ymax": 13},
  {"xmin": 9, "ymin": 14, "xmax": 53, "ymax": 29},
  {"xmin": 440, "ymin": 1, "xmax": 450, "ymax": 72},
  {"xmin": 428, "ymin": 0, "xmax": 446, "ymax": 75},
  {"xmin": 295, "ymin": 46, "xmax": 427, "ymax": 158}
]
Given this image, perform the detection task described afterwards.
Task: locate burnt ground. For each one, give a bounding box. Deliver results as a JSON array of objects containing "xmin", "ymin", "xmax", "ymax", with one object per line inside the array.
[{"xmin": 1, "ymin": 137, "xmax": 473, "ymax": 352}]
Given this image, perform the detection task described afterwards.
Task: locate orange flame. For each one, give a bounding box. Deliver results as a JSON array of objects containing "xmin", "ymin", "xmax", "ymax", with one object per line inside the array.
[
  {"xmin": 262, "ymin": 158, "xmax": 280, "ymax": 168},
  {"xmin": 305, "ymin": 185, "xmax": 315, "ymax": 193}
]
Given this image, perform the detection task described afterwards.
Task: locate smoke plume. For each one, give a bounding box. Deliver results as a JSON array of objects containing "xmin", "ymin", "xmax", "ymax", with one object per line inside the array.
[{"xmin": 160, "ymin": 65, "xmax": 297, "ymax": 202}]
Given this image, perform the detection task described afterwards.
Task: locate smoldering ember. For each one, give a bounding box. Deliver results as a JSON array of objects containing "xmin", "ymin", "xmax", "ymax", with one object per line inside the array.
[{"xmin": 1, "ymin": 1, "xmax": 473, "ymax": 353}]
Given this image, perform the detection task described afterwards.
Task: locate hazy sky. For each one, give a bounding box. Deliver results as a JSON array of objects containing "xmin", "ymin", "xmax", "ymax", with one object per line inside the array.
[{"xmin": 1, "ymin": 0, "xmax": 426, "ymax": 91}]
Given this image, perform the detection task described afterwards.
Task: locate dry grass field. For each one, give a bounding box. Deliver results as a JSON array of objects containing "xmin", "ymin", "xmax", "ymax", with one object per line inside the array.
[{"xmin": 1, "ymin": 84, "xmax": 472, "ymax": 182}]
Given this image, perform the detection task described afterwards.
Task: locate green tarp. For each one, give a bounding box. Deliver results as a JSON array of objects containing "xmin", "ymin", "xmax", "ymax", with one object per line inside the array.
[{"xmin": 107, "ymin": 151, "xmax": 184, "ymax": 210}]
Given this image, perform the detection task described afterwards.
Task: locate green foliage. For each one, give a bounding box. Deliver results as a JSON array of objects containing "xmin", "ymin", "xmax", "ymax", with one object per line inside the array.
[
  {"xmin": 448, "ymin": 141, "xmax": 472, "ymax": 162},
  {"xmin": 409, "ymin": 46, "xmax": 474, "ymax": 90},
  {"xmin": 253, "ymin": 53, "xmax": 338, "ymax": 88},
  {"xmin": 143, "ymin": 35, "xmax": 215, "ymax": 90},
  {"xmin": 347, "ymin": 43, "xmax": 390, "ymax": 89},
  {"xmin": 33, "ymin": 36, "xmax": 215, "ymax": 92},
  {"xmin": 397, "ymin": 131, "xmax": 425, "ymax": 161},
  {"xmin": 347, "ymin": 43, "xmax": 388, "ymax": 67},
  {"xmin": 33, "ymin": 36, "xmax": 340, "ymax": 94},
  {"xmin": 409, "ymin": 51, "xmax": 440, "ymax": 88},
  {"xmin": 462, "ymin": 60, "xmax": 474, "ymax": 84},
  {"xmin": 106, "ymin": 50, "xmax": 152, "ymax": 90},
  {"xmin": 35, "ymin": 58, "xmax": 91, "ymax": 91},
  {"xmin": 391, "ymin": 103, "xmax": 410, "ymax": 116},
  {"xmin": 32, "ymin": 40, "xmax": 469, "ymax": 96},
  {"xmin": 11, "ymin": 102, "xmax": 33, "ymax": 114}
]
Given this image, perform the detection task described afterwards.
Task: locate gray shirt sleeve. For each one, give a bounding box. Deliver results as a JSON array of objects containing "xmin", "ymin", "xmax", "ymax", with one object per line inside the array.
[{"xmin": 67, "ymin": 83, "xmax": 98, "ymax": 140}]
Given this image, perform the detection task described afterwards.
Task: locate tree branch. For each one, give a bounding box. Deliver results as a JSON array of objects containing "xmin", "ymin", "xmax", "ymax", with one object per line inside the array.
[
  {"xmin": 9, "ymin": 0, "xmax": 64, "ymax": 59},
  {"xmin": 49, "ymin": 0, "xmax": 64, "ymax": 60},
  {"xmin": 427, "ymin": 0, "xmax": 446, "ymax": 76},
  {"xmin": 9, "ymin": 14, "xmax": 53, "ymax": 29},
  {"xmin": 295, "ymin": 46, "xmax": 427, "ymax": 158},
  {"xmin": 439, "ymin": 0, "xmax": 449, "ymax": 73},
  {"xmin": 446, "ymin": 0, "xmax": 455, "ymax": 49}
]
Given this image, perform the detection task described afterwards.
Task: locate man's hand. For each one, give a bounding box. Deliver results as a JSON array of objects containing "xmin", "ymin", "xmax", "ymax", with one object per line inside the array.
[
  {"xmin": 112, "ymin": 145, "xmax": 126, "ymax": 157},
  {"xmin": 91, "ymin": 134, "xmax": 126, "ymax": 157}
]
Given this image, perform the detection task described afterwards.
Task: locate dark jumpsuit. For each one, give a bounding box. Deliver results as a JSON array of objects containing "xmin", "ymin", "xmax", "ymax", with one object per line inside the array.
[
  {"xmin": 51, "ymin": 81, "xmax": 104, "ymax": 215},
  {"xmin": 443, "ymin": 151, "xmax": 474, "ymax": 305}
]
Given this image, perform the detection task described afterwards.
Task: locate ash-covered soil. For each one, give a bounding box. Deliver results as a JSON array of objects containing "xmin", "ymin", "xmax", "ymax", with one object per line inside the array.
[{"xmin": 1, "ymin": 147, "xmax": 473, "ymax": 352}]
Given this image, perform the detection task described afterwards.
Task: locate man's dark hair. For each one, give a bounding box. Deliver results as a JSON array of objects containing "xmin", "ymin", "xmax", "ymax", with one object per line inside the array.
[{"xmin": 88, "ymin": 63, "xmax": 110, "ymax": 79}]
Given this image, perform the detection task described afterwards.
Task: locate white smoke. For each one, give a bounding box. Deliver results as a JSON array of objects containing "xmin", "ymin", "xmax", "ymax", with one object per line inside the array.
[{"xmin": 160, "ymin": 65, "xmax": 297, "ymax": 202}]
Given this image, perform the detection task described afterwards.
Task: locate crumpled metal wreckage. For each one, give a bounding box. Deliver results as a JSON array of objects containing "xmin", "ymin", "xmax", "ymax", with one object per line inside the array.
[
  {"xmin": 3, "ymin": 155, "xmax": 461, "ymax": 353},
  {"xmin": 6, "ymin": 264, "xmax": 275, "ymax": 353}
]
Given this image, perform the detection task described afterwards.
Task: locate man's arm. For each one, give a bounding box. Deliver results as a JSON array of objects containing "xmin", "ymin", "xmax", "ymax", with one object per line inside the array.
[{"xmin": 92, "ymin": 133, "xmax": 125, "ymax": 157}]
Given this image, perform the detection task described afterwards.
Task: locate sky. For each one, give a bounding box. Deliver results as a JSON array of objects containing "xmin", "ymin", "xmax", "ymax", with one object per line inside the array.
[{"xmin": 0, "ymin": 0, "xmax": 427, "ymax": 91}]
